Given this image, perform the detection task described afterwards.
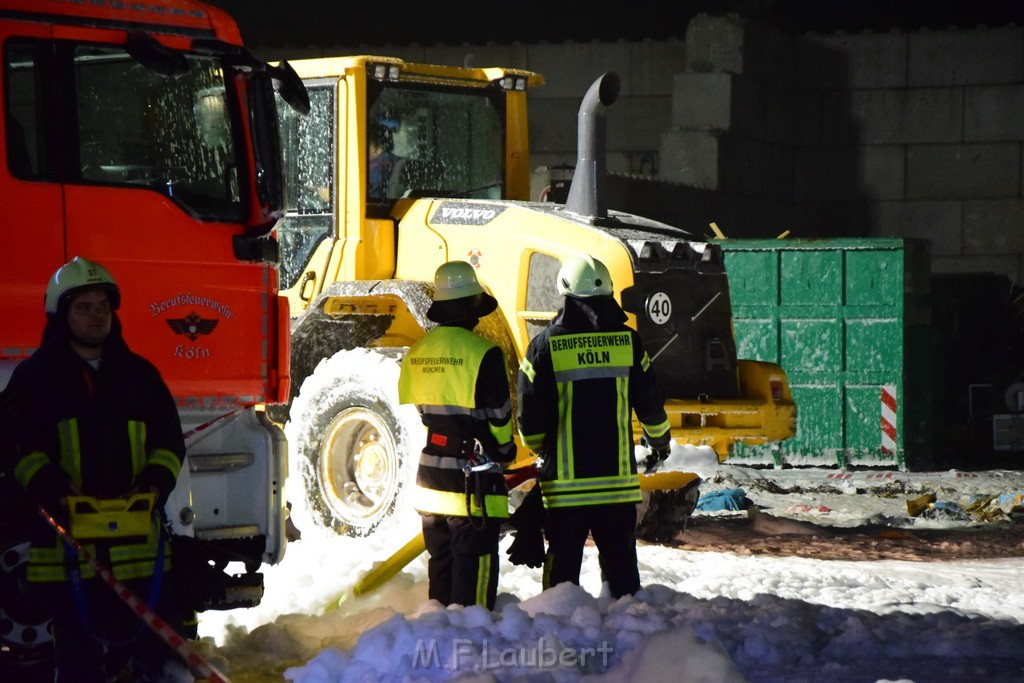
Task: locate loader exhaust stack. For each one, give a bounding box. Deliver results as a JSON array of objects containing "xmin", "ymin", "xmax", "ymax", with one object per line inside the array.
[{"xmin": 565, "ymin": 71, "xmax": 619, "ymax": 220}]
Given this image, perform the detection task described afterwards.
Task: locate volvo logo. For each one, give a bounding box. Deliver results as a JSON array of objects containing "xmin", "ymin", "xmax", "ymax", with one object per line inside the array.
[
  {"xmin": 431, "ymin": 201, "xmax": 506, "ymax": 225},
  {"xmin": 441, "ymin": 207, "xmax": 496, "ymax": 220}
]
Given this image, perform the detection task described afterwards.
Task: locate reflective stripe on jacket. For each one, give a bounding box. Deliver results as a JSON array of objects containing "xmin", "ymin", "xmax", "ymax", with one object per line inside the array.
[
  {"xmin": 14, "ymin": 418, "xmax": 178, "ymax": 493},
  {"xmin": 19, "ymin": 418, "xmax": 176, "ymax": 582},
  {"xmin": 517, "ymin": 296, "xmax": 670, "ymax": 509},
  {"xmin": 399, "ymin": 325, "xmax": 513, "ymax": 518},
  {"xmin": 27, "ymin": 516, "xmax": 170, "ymax": 582}
]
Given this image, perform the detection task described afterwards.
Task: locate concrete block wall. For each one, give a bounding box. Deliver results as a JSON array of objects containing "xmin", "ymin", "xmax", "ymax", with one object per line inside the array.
[
  {"xmin": 798, "ymin": 23, "xmax": 1024, "ymax": 280},
  {"xmin": 261, "ymin": 14, "xmax": 1024, "ymax": 280},
  {"xmin": 657, "ymin": 15, "xmax": 1024, "ymax": 279}
]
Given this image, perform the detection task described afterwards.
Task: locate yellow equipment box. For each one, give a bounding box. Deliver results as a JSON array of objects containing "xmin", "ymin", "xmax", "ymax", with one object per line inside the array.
[{"xmin": 66, "ymin": 493, "xmax": 155, "ymax": 539}]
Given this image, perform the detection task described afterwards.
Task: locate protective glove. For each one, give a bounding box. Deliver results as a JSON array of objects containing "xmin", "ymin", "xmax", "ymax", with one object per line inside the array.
[
  {"xmin": 641, "ymin": 436, "xmax": 671, "ymax": 474},
  {"xmin": 27, "ymin": 464, "xmax": 75, "ymax": 522},
  {"xmin": 506, "ymin": 486, "xmax": 545, "ymax": 568},
  {"xmin": 507, "ymin": 527, "xmax": 545, "ymax": 568}
]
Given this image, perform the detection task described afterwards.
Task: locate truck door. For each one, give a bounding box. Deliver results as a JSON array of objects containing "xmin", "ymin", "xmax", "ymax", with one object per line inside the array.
[
  {"xmin": 51, "ymin": 36, "xmax": 284, "ymax": 404},
  {"xmin": 2, "ymin": 29, "xmax": 64, "ymax": 363}
]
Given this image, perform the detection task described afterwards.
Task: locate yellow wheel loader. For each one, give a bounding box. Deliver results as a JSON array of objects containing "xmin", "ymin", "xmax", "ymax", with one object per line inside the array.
[{"xmin": 272, "ymin": 56, "xmax": 796, "ymax": 543}]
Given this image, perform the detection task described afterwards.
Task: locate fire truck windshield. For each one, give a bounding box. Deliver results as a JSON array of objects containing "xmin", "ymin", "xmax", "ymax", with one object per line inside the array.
[{"xmin": 72, "ymin": 44, "xmax": 243, "ymax": 220}]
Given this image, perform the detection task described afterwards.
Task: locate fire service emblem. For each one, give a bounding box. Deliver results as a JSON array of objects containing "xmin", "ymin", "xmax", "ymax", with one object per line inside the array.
[{"xmin": 166, "ymin": 311, "xmax": 219, "ymax": 341}]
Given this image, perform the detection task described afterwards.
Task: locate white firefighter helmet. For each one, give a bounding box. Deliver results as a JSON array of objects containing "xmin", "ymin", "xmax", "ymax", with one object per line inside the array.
[
  {"xmin": 432, "ymin": 260, "xmax": 484, "ymax": 301},
  {"xmin": 557, "ymin": 254, "xmax": 613, "ymax": 297},
  {"xmin": 44, "ymin": 256, "xmax": 120, "ymax": 314},
  {"xmin": 427, "ymin": 260, "xmax": 497, "ymax": 323}
]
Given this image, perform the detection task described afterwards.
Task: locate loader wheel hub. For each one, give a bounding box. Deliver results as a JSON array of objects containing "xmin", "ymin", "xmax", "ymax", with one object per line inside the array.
[
  {"xmin": 320, "ymin": 407, "xmax": 399, "ymax": 522},
  {"xmin": 355, "ymin": 442, "xmax": 388, "ymax": 489}
]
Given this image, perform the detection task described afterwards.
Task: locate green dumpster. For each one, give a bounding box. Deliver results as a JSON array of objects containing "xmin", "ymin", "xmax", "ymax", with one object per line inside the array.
[{"xmin": 720, "ymin": 238, "xmax": 935, "ymax": 470}]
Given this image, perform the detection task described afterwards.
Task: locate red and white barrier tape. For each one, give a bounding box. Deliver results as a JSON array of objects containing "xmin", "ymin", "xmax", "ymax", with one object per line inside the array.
[
  {"xmin": 182, "ymin": 408, "xmax": 244, "ymax": 444},
  {"xmin": 825, "ymin": 472, "xmax": 895, "ymax": 480},
  {"xmin": 823, "ymin": 470, "xmax": 977, "ymax": 480},
  {"xmin": 38, "ymin": 507, "xmax": 230, "ymax": 683}
]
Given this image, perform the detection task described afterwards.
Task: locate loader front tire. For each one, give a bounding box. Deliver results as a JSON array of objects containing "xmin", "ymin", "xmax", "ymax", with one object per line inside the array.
[{"xmin": 287, "ymin": 348, "xmax": 424, "ymax": 538}]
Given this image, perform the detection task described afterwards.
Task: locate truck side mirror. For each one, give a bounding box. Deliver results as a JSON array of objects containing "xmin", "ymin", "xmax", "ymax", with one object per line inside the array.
[{"xmin": 272, "ymin": 61, "xmax": 310, "ymax": 116}]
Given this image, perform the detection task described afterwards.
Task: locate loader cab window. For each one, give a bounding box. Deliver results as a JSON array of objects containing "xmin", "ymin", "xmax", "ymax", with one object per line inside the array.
[
  {"xmin": 4, "ymin": 41, "xmax": 50, "ymax": 180},
  {"xmin": 279, "ymin": 84, "xmax": 334, "ymax": 215},
  {"xmin": 366, "ymin": 80, "xmax": 505, "ymax": 208},
  {"xmin": 524, "ymin": 252, "xmax": 563, "ymax": 339},
  {"xmin": 72, "ymin": 43, "xmax": 244, "ymax": 221},
  {"xmin": 276, "ymin": 84, "xmax": 335, "ymax": 290}
]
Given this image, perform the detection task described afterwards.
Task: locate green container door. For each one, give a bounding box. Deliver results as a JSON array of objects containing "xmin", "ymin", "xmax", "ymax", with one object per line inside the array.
[{"xmin": 723, "ymin": 238, "xmax": 933, "ymax": 469}]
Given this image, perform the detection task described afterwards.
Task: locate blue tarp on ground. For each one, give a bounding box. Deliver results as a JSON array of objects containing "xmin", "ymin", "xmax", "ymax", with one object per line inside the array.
[{"xmin": 695, "ymin": 488, "xmax": 748, "ymax": 512}]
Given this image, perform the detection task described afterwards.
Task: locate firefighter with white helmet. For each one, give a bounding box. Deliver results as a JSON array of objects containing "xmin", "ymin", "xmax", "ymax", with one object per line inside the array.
[
  {"xmin": 516, "ymin": 254, "xmax": 671, "ymax": 598},
  {"xmin": 398, "ymin": 260, "xmax": 515, "ymax": 609},
  {"xmin": 44, "ymin": 256, "xmax": 121, "ymax": 310},
  {"xmin": 555, "ymin": 252, "xmax": 614, "ymax": 297},
  {"xmin": 2, "ymin": 256, "xmax": 190, "ymax": 680}
]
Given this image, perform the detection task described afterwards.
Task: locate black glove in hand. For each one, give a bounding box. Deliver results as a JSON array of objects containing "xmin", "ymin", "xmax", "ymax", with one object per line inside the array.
[
  {"xmin": 507, "ymin": 486, "xmax": 545, "ymax": 567},
  {"xmin": 642, "ymin": 442, "xmax": 671, "ymax": 474},
  {"xmin": 506, "ymin": 528, "xmax": 545, "ymax": 568}
]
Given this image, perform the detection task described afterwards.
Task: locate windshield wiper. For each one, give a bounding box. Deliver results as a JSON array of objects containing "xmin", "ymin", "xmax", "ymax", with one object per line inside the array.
[{"xmin": 450, "ymin": 180, "xmax": 502, "ymax": 198}]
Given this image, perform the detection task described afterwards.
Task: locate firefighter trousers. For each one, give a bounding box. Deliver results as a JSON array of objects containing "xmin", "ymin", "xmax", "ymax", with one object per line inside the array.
[
  {"xmin": 421, "ymin": 513, "xmax": 501, "ymax": 609},
  {"xmin": 35, "ymin": 570, "xmax": 189, "ymax": 682},
  {"xmin": 543, "ymin": 503, "xmax": 640, "ymax": 598}
]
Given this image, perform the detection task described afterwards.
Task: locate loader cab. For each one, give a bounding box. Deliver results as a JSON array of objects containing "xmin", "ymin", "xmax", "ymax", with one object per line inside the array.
[
  {"xmin": 275, "ymin": 82, "xmax": 336, "ymax": 295},
  {"xmin": 362, "ymin": 78, "xmax": 506, "ymax": 207},
  {"xmin": 275, "ymin": 57, "xmax": 541, "ymax": 315}
]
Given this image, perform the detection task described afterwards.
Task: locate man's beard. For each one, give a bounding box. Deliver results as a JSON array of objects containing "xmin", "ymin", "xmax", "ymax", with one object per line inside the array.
[{"xmin": 70, "ymin": 330, "xmax": 107, "ymax": 348}]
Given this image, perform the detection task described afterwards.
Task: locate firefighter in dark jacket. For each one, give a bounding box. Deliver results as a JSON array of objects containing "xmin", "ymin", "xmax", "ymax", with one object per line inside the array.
[
  {"xmin": 4, "ymin": 257, "xmax": 188, "ymax": 682},
  {"xmin": 398, "ymin": 261, "xmax": 516, "ymax": 609},
  {"xmin": 516, "ymin": 254, "xmax": 671, "ymax": 598}
]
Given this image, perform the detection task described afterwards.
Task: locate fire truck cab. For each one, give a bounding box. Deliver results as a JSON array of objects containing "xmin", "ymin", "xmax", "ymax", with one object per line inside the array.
[{"xmin": 0, "ymin": 0, "xmax": 307, "ymax": 673}]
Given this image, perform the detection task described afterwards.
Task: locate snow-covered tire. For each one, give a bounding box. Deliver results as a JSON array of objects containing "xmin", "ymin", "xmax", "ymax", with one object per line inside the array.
[{"xmin": 286, "ymin": 348, "xmax": 424, "ymax": 538}]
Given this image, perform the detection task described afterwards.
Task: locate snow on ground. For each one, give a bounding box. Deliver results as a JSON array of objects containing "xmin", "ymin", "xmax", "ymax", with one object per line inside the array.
[{"xmin": 197, "ymin": 446, "xmax": 1024, "ymax": 682}]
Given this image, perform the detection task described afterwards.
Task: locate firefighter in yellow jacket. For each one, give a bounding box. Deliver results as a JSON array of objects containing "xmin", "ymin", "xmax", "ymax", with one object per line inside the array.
[
  {"xmin": 398, "ymin": 261, "xmax": 516, "ymax": 609},
  {"xmin": 517, "ymin": 254, "xmax": 671, "ymax": 598}
]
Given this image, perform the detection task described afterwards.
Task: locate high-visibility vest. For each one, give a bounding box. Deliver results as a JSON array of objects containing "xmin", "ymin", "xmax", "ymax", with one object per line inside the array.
[{"xmin": 399, "ymin": 326, "xmax": 510, "ymax": 518}]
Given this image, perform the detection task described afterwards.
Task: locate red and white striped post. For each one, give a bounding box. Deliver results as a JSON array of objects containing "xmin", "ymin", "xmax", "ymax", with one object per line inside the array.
[{"xmin": 880, "ymin": 384, "xmax": 898, "ymax": 456}]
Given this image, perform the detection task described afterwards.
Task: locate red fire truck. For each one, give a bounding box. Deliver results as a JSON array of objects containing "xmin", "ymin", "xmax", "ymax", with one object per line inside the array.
[{"xmin": 0, "ymin": 0, "xmax": 307, "ymax": 674}]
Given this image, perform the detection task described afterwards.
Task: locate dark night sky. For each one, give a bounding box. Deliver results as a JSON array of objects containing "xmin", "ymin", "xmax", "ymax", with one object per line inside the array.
[{"xmin": 202, "ymin": 0, "xmax": 1024, "ymax": 50}]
